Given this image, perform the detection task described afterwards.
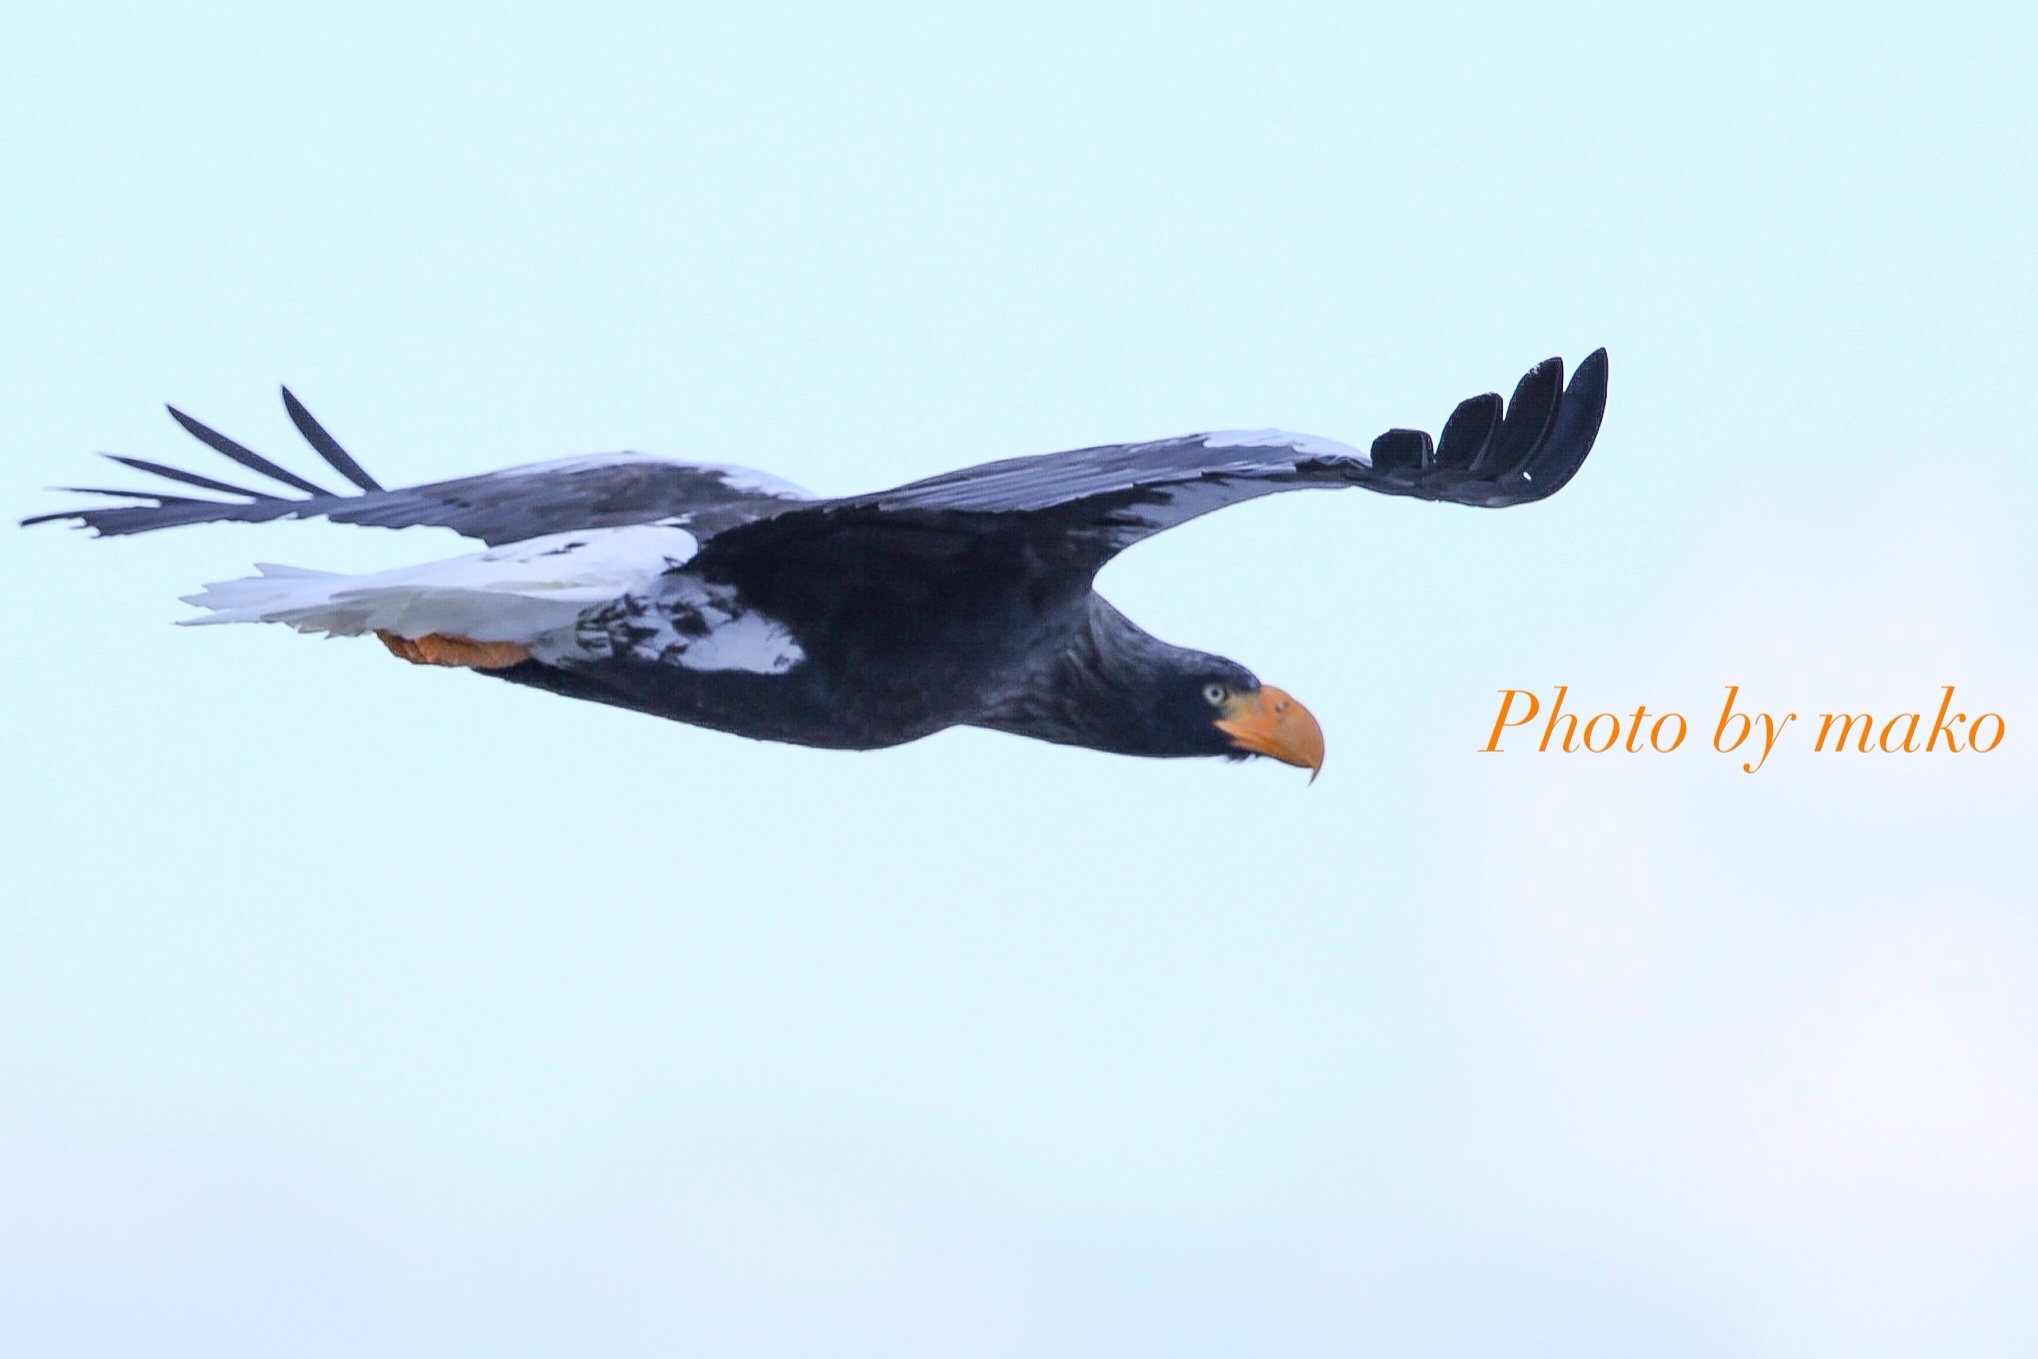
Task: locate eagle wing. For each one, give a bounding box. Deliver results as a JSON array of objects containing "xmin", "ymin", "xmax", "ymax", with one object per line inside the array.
[
  {"xmin": 28, "ymin": 352, "xmax": 1605, "ymax": 558},
  {"xmin": 22, "ymin": 390, "xmax": 814, "ymax": 546},
  {"xmin": 824, "ymin": 349, "xmax": 1608, "ymax": 559}
]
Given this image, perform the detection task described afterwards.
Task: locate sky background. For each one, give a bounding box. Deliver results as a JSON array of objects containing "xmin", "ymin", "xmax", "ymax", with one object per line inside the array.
[{"xmin": 2, "ymin": 3, "xmax": 2034, "ymax": 1355}]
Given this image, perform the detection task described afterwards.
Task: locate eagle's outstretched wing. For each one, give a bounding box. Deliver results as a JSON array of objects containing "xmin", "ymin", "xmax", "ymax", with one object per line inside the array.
[
  {"xmin": 820, "ymin": 349, "xmax": 1608, "ymax": 560},
  {"xmin": 22, "ymin": 389, "xmax": 813, "ymax": 546},
  {"xmin": 27, "ymin": 352, "xmax": 1605, "ymax": 561}
]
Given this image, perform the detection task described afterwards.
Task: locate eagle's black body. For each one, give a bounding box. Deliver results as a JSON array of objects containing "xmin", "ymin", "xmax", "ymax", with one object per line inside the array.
[
  {"xmin": 501, "ymin": 511, "xmax": 1098, "ymax": 748},
  {"xmin": 26, "ymin": 351, "xmax": 1610, "ymax": 770},
  {"xmin": 496, "ymin": 509, "xmax": 1254, "ymax": 754}
]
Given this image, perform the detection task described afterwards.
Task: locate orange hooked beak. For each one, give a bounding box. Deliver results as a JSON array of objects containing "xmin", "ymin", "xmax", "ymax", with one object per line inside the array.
[{"xmin": 1214, "ymin": 685, "xmax": 1325, "ymax": 781}]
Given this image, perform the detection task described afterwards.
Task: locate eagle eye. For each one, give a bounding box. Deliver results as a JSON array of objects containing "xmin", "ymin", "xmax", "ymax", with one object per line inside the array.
[{"xmin": 1202, "ymin": 682, "xmax": 1228, "ymax": 707}]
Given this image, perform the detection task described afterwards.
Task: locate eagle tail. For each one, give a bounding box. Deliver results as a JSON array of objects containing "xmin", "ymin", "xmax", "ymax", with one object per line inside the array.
[{"xmin": 177, "ymin": 523, "xmax": 701, "ymax": 661}]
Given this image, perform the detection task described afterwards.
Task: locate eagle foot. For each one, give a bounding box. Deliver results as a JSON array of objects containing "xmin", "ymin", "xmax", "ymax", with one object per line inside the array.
[{"xmin": 375, "ymin": 630, "xmax": 531, "ymax": 669}]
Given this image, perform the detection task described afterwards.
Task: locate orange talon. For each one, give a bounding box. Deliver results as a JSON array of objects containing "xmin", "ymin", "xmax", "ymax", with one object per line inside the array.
[{"xmin": 375, "ymin": 630, "xmax": 531, "ymax": 669}]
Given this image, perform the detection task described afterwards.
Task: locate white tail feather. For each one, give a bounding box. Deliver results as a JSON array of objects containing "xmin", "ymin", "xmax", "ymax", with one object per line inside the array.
[{"xmin": 179, "ymin": 525, "xmax": 700, "ymax": 656}]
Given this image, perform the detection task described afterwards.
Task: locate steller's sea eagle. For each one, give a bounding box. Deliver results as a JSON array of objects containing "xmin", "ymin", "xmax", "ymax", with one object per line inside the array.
[{"xmin": 25, "ymin": 351, "xmax": 1608, "ymax": 778}]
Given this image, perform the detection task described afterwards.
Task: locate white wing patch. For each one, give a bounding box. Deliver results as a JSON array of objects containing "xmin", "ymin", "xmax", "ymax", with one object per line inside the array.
[
  {"xmin": 178, "ymin": 524, "xmax": 807, "ymax": 675},
  {"xmin": 1198, "ymin": 429, "xmax": 1369, "ymax": 463},
  {"xmin": 572, "ymin": 576, "xmax": 805, "ymax": 674}
]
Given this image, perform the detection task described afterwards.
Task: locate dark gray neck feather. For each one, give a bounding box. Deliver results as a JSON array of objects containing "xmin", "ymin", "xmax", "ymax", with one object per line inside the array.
[{"xmin": 969, "ymin": 594, "xmax": 1228, "ymax": 755}]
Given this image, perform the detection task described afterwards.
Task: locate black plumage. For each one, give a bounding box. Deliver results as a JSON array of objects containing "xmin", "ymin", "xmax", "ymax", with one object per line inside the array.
[{"xmin": 25, "ymin": 351, "xmax": 1610, "ymax": 775}]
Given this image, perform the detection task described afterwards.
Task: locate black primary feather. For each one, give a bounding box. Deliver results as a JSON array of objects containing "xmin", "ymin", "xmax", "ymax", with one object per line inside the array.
[
  {"xmin": 1515, "ymin": 347, "xmax": 1608, "ymax": 494},
  {"xmin": 164, "ymin": 406, "xmax": 335, "ymax": 497},
  {"xmin": 100, "ymin": 454, "xmax": 279, "ymax": 500},
  {"xmin": 1470, "ymin": 358, "xmax": 1563, "ymax": 478},
  {"xmin": 281, "ymin": 388, "xmax": 384, "ymax": 492},
  {"xmin": 1434, "ymin": 391, "xmax": 1502, "ymax": 471}
]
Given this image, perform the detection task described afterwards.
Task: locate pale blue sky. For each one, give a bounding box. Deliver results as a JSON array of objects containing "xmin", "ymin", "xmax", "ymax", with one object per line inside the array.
[{"xmin": 2, "ymin": 3, "xmax": 2034, "ymax": 1356}]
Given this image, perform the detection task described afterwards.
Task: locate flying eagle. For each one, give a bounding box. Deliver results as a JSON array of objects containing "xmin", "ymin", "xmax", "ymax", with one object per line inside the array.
[{"xmin": 25, "ymin": 351, "xmax": 1608, "ymax": 778}]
